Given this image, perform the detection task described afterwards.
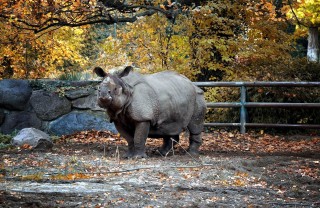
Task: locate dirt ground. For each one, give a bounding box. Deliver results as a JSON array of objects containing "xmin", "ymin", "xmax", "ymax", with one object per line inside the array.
[{"xmin": 0, "ymin": 131, "xmax": 319, "ymax": 207}]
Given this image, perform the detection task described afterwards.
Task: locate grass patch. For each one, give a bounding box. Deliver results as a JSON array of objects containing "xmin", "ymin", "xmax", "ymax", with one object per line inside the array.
[{"xmin": 0, "ymin": 134, "xmax": 12, "ymax": 149}]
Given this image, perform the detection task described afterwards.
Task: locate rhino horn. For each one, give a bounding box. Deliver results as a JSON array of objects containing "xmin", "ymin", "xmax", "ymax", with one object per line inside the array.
[
  {"xmin": 94, "ymin": 67, "xmax": 108, "ymax": 78},
  {"xmin": 118, "ymin": 66, "xmax": 133, "ymax": 78}
]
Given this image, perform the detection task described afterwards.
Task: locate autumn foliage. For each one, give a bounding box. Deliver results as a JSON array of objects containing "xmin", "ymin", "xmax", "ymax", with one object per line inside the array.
[
  {"xmin": 1, "ymin": 0, "xmax": 319, "ymax": 129},
  {"xmin": 0, "ymin": 0, "xmax": 318, "ymax": 80}
]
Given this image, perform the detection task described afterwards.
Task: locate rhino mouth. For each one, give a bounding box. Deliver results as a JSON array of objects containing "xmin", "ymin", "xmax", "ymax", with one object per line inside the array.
[{"xmin": 98, "ymin": 96, "xmax": 112, "ymax": 107}]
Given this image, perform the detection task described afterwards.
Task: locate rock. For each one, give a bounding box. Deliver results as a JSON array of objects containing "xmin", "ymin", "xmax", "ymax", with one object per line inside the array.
[
  {"xmin": 0, "ymin": 111, "xmax": 42, "ymax": 134},
  {"xmin": 0, "ymin": 80, "xmax": 32, "ymax": 110},
  {"xmin": 48, "ymin": 111, "xmax": 117, "ymax": 136},
  {"xmin": 65, "ymin": 87, "xmax": 96, "ymax": 100},
  {"xmin": 33, "ymin": 138, "xmax": 54, "ymax": 150},
  {"xmin": 0, "ymin": 108, "xmax": 4, "ymax": 125},
  {"xmin": 72, "ymin": 91, "xmax": 105, "ymax": 111},
  {"xmin": 11, "ymin": 128, "xmax": 53, "ymax": 149},
  {"xmin": 30, "ymin": 90, "xmax": 71, "ymax": 121}
]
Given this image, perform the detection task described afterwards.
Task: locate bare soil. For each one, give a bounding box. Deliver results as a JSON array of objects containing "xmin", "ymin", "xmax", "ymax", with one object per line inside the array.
[{"xmin": 0, "ymin": 131, "xmax": 319, "ymax": 207}]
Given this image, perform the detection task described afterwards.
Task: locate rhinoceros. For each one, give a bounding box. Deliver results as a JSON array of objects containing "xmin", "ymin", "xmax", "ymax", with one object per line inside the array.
[{"xmin": 94, "ymin": 66, "xmax": 206, "ymax": 158}]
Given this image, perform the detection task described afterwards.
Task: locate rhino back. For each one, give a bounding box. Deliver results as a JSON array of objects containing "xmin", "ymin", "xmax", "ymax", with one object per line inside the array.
[{"xmin": 134, "ymin": 71, "xmax": 198, "ymax": 135}]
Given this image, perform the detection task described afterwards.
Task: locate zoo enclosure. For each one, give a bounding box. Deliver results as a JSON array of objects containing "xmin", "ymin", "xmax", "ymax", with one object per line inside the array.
[{"xmin": 194, "ymin": 81, "xmax": 320, "ymax": 133}]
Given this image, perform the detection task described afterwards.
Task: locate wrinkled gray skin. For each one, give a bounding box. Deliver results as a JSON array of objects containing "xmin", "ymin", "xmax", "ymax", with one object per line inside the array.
[{"xmin": 94, "ymin": 66, "xmax": 206, "ymax": 158}]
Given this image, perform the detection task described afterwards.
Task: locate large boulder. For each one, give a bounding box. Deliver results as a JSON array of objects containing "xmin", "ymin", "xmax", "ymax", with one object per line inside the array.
[
  {"xmin": 65, "ymin": 86, "xmax": 96, "ymax": 100},
  {"xmin": 11, "ymin": 128, "xmax": 53, "ymax": 149},
  {"xmin": 72, "ymin": 91, "xmax": 105, "ymax": 111},
  {"xmin": 30, "ymin": 90, "xmax": 71, "ymax": 121},
  {"xmin": 0, "ymin": 80, "xmax": 32, "ymax": 110},
  {"xmin": 0, "ymin": 111, "xmax": 42, "ymax": 134},
  {"xmin": 48, "ymin": 111, "xmax": 117, "ymax": 136}
]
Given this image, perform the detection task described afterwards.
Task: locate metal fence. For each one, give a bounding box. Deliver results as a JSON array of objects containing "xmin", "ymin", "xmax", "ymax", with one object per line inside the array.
[{"xmin": 194, "ymin": 81, "xmax": 320, "ymax": 133}]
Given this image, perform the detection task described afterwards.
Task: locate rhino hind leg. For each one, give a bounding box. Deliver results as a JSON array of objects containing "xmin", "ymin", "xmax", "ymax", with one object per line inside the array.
[
  {"xmin": 188, "ymin": 133, "xmax": 202, "ymax": 155},
  {"xmin": 187, "ymin": 122, "xmax": 204, "ymax": 155},
  {"xmin": 187, "ymin": 104, "xmax": 206, "ymax": 155},
  {"xmin": 159, "ymin": 135, "xmax": 179, "ymax": 156},
  {"xmin": 188, "ymin": 114, "xmax": 204, "ymax": 155}
]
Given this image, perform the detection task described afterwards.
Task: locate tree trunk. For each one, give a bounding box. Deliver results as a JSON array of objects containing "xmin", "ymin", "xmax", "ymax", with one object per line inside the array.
[{"xmin": 307, "ymin": 27, "xmax": 319, "ymax": 63}]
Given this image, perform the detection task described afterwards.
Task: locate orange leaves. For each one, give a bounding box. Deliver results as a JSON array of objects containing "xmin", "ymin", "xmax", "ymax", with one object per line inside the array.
[{"xmin": 21, "ymin": 144, "xmax": 33, "ymax": 150}]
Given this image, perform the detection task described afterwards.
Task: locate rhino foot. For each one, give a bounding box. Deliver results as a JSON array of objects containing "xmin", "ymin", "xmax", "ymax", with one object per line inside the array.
[
  {"xmin": 187, "ymin": 144, "xmax": 201, "ymax": 156},
  {"xmin": 187, "ymin": 149, "xmax": 200, "ymax": 156},
  {"xmin": 133, "ymin": 152, "xmax": 148, "ymax": 159},
  {"xmin": 124, "ymin": 151, "xmax": 135, "ymax": 159},
  {"xmin": 124, "ymin": 151, "xmax": 147, "ymax": 159}
]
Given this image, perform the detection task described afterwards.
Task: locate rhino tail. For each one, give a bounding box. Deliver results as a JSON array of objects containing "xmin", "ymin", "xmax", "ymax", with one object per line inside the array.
[{"xmin": 195, "ymin": 86, "xmax": 204, "ymax": 94}]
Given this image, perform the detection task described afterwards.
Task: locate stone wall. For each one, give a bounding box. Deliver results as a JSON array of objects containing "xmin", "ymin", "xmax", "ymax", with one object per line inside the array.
[{"xmin": 0, "ymin": 79, "xmax": 117, "ymax": 136}]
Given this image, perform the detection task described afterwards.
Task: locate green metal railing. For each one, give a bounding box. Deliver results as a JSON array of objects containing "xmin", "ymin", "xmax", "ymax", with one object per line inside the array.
[{"xmin": 194, "ymin": 81, "xmax": 320, "ymax": 133}]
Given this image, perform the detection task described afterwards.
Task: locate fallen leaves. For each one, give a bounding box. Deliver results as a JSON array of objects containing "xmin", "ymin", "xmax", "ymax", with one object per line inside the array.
[
  {"xmin": 58, "ymin": 130, "xmax": 125, "ymax": 146},
  {"xmin": 296, "ymin": 167, "xmax": 316, "ymax": 178},
  {"xmin": 200, "ymin": 130, "xmax": 320, "ymax": 154},
  {"xmin": 1, "ymin": 129, "xmax": 319, "ymax": 188},
  {"xmin": 51, "ymin": 129, "xmax": 320, "ymax": 156},
  {"xmin": 56, "ymin": 129, "xmax": 320, "ymax": 157},
  {"xmin": 50, "ymin": 173, "xmax": 91, "ymax": 181}
]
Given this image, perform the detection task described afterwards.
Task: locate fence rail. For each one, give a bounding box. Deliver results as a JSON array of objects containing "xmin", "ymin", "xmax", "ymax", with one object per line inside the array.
[{"xmin": 194, "ymin": 81, "xmax": 320, "ymax": 133}]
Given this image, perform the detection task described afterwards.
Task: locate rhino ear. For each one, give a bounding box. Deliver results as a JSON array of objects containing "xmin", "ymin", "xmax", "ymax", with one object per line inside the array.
[
  {"xmin": 94, "ymin": 67, "xmax": 108, "ymax": 77},
  {"xmin": 118, "ymin": 66, "xmax": 133, "ymax": 78}
]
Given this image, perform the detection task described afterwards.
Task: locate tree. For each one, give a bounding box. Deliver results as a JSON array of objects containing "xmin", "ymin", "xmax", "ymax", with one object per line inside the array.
[
  {"xmin": 91, "ymin": 1, "xmax": 248, "ymax": 81},
  {"xmin": 232, "ymin": 0, "xmax": 299, "ymax": 81},
  {"xmin": 116, "ymin": 14, "xmax": 193, "ymax": 76},
  {"xmin": 0, "ymin": 0, "xmax": 204, "ymax": 34},
  {"xmin": 286, "ymin": 0, "xmax": 320, "ymax": 62},
  {"xmin": 0, "ymin": 20, "xmax": 89, "ymax": 78},
  {"xmin": 0, "ymin": 0, "xmax": 205, "ymax": 78},
  {"xmin": 188, "ymin": 0, "xmax": 247, "ymax": 81}
]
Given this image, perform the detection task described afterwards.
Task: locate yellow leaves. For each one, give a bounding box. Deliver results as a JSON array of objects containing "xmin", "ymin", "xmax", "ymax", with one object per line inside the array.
[
  {"xmin": 104, "ymin": 13, "xmax": 192, "ymax": 76},
  {"xmin": 21, "ymin": 173, "xmax": 44, "ymax": 181},
  {"xmin": 50, "ymin": 173, "xmax": 90, "ymax": 180},
  {"xmin": 0, "ymin": 13, "xmax": 90, "ymax": 78},
  {"xmin": 286, "ymin": 0, "xmax": 320, "ymax": 27},
  {"xmin": 19, "ymin": 173, "xmax": 91, "ymax": 181}
]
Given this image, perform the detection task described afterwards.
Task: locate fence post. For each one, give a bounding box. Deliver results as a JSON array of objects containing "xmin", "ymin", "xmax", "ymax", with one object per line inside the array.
[{"xmin": 240, "ymin": 85, "xmax": 248, "ymax": 134}]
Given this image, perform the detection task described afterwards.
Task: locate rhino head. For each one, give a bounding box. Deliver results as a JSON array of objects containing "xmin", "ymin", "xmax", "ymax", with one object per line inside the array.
[{"xmin": 94, "ymin": 66, "xmax": 133, "ymax": 112}]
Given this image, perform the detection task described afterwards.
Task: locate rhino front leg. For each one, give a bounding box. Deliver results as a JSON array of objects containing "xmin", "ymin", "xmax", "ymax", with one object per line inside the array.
[
  {"xmin": 133, "ymin": 121, "xmax": 150, "ymax": 158},
  {"xmin": 114, "ymin": 122, "xmax": 135, "ymax": 158}
]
